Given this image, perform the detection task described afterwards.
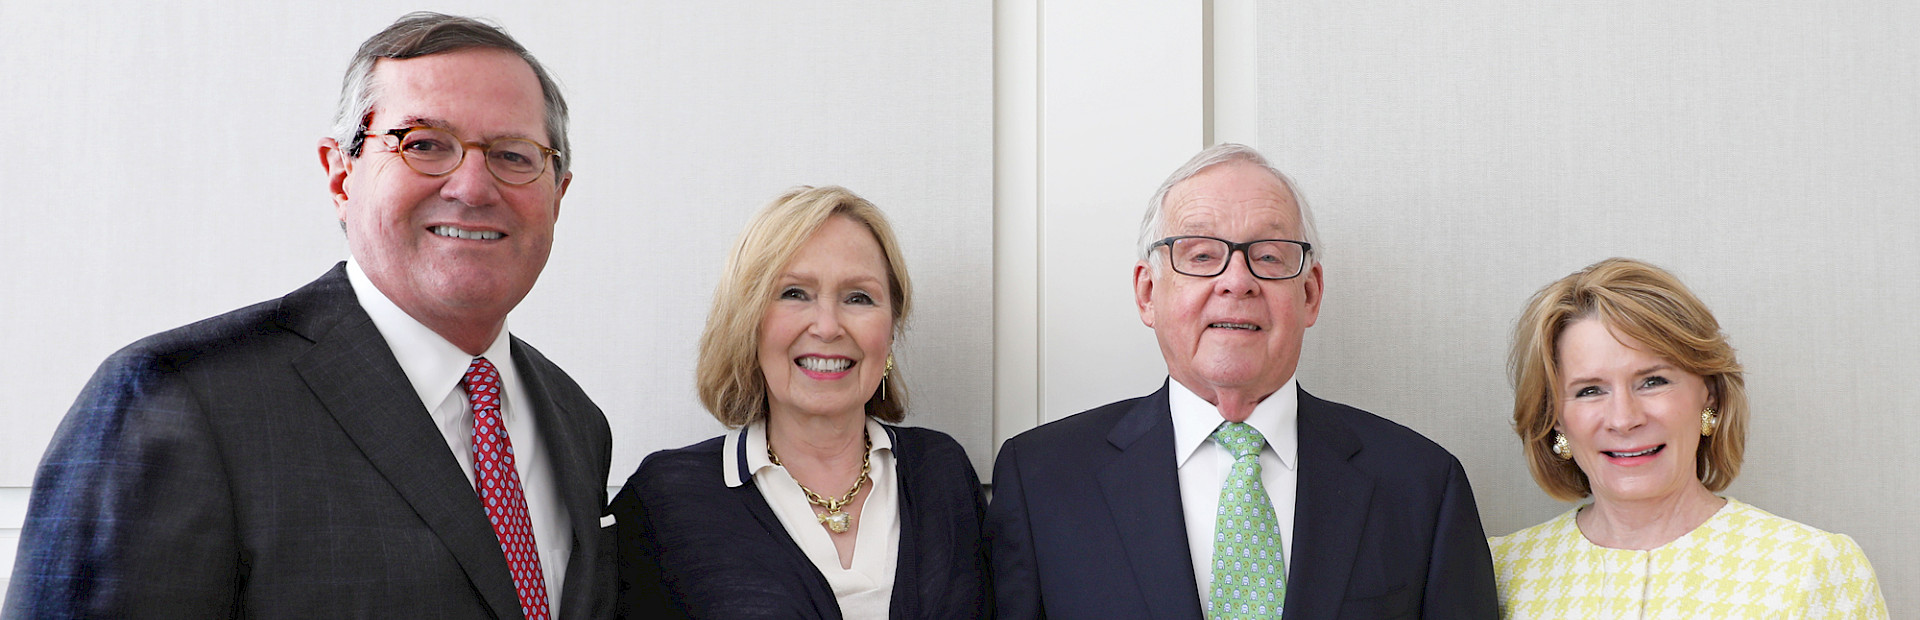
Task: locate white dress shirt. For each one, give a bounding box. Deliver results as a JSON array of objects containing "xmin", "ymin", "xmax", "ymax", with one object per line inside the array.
[
  {"xmin": 724, "ymin": 418, "xmax": 901, "ymax": 617},
  {"xmin": 347, "ymin": 259, "xmax": 570, "ymax": 615},
  {"xmin": 1170, "ymin": 376, "xmax": 1299, "ymax": 612}
]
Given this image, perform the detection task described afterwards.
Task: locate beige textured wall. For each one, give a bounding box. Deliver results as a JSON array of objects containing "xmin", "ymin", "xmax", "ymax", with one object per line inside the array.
[{"xmin": 1258, "ymin": 1, "xmax": 1917, "ymax": 613}]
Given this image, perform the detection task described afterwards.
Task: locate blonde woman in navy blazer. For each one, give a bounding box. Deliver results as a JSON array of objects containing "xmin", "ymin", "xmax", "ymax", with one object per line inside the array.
[{"xmin": 610, "ymin": 186, "xmax": 989, "ymax": 619}]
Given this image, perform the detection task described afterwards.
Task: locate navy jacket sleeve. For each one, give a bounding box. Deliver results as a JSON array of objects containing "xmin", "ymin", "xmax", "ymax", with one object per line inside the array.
[
  {"xmin": 984, "ymin": 437, "xmax": 1043, "ymax": 620},
  {"xmin": 611, "ymin": 474, "xmax": 690, "ymax": 620},
  {"xmin": 1421, "ymin": 456, "xmax": 1499, "ymax": 619},
  {"xmin": 4, "ymin": 348, "xmax": 242, "ymax": 618}
]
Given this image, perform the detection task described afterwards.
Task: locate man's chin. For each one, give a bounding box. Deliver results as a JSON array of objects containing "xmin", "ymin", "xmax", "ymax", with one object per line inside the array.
[{"xmin": 1180, "ymin": 366, "xmax": 1287, "ymax": 394}]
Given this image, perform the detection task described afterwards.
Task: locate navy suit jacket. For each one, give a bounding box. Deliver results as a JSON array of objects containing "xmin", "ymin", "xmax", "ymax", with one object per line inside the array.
[
  {"xmin": 987, "ymin": 383, "xmax": 1497, "ymax": 619},
  {"xmin": 611, "ymin": 424, "xmax": 990, "ymax": 619},
  {"xmin": 4, "ymin": 263, "xmax": 615, "ymax": 619}
]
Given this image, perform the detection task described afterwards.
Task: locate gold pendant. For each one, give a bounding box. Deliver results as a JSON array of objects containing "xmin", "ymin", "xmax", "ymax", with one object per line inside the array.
[{"xmin": 819, "ymin": 509, "xmax": 851, "ymax": 533}]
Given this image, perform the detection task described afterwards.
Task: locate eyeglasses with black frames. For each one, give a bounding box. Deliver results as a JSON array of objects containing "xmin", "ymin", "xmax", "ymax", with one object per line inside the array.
[
  {"xmin": 364, "ymin": 127, "xmax": 561, "ymax": 186},
  {"xmin": 1151, "ymin": 235, "xmax": 1313, "ymax": 280}
]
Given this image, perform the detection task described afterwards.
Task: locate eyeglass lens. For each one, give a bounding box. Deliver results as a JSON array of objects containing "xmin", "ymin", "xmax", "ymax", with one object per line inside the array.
[
  {"xmin": 1166, "ymin": 237, "xmax": 1305, "ymax": 279},
  {"xmin": 393, "ymin": 127, "xmax": 548, "ymax": 184}
]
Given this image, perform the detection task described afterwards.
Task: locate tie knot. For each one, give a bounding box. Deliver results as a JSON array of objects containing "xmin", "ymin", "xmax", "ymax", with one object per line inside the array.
[
  {"xmin": 464, "ymin": 357, "xmax": 502, "ymax": 407},
  {"xmin": 1212, "ymin": 422, "xmax": 1267, "ymax": 460}
]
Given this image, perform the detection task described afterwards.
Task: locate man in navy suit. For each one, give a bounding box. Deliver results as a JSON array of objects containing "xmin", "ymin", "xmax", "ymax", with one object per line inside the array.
[
  {"xmin": 6, "ymin": 13, "xmax": 612, "ymax": 618},
  {"xmin": 987, "ymin": 144, "xmax": 1498, "ymax": 619}
]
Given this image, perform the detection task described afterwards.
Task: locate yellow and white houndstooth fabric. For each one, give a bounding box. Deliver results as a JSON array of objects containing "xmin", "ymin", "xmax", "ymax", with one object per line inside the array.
[{"xmin": 1489, "ymin": 498, "xmax": 1887, "ymax": 619}]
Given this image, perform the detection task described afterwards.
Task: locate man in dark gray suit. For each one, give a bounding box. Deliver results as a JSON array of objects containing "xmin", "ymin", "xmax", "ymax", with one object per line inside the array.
[{"xmin": 5, "ymin": 13, "xmax": 612, "ymax": 619}]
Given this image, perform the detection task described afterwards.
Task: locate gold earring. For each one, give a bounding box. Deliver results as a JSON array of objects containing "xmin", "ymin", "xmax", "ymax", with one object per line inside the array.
[
  {"xmin": 1701, "ymin": 407, "xmax": 1718, "ymax": 437},
  {"xmin": 879, "ymin": 355, "xmax": 894, "ymax": 401},
  {"xmin": 1551, "ymin": 433, "xmax": 1572, "ymax": 460}
]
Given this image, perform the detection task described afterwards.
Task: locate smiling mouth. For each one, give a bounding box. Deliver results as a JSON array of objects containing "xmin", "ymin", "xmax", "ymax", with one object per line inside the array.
[
  {"xmin": 1603, "ymin": 445, "xmax": 1664, "ymax": 458},
  {"xmin": 796, "ymin": 357, "xmax": 853, "ymax": 373},
  {"xmin": 1208, "ymin": 322, "xmax": 1261, "ymax": 331},
  {"xmin": 431, "ymin": 225, "xmax": 503, "ymax": 241}
]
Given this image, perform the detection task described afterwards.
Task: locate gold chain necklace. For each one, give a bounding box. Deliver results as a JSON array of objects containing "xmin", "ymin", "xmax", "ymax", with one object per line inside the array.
[{"xmin": 767, "ymin": 428, "xmax": 872, "ymax": 534}]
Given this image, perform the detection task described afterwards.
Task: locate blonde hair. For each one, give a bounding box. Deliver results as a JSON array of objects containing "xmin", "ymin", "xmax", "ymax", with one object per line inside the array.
[
  {"xmin": 1509, "ymin": 258, "xmax": 1747, "ymax": 501},
  {"xmin": 696, "ymin": 186, "xmax": 913, "ymax": 427}
]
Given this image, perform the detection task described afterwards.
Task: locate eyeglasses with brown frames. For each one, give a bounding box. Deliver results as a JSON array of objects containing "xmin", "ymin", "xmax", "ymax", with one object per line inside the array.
[{"xmin": 363, "ymin": 126, "xmax": 561, "ymax": 186}]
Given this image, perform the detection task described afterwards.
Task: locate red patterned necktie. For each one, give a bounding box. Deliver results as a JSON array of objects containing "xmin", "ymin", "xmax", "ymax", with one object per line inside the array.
[{"xmin": 464, "ymin": 357, "xmax": 551, "ymax": 620}]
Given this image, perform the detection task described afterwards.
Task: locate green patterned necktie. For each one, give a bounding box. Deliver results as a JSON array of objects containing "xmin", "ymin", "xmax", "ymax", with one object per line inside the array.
[{"xmin": 1209, "ymin": 421, "xmax": 1286, "ymax": 619}]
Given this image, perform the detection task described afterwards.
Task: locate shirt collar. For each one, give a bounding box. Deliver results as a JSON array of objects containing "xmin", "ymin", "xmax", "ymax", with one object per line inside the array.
[
  {"xmin": 1169, "ymin": 376, "xmax": 1299, "ymax": 471},
  {"xmin": 723, "ymin": 417, "xmax": 897, "ymax": 488},
  {"xmin": 347, "ymin": 258, "xmax": 516, "ymax": 415}
]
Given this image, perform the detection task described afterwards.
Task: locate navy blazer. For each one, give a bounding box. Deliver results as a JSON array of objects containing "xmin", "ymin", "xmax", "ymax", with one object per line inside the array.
[
  {"xmin": 612, "ymin": 424, "xmax": 990, "ymax": 619},
  {"xmin": 4, "ymin": 264, "xmax": 615, "ymax": 619},
  {"xmin": 987, "ymin": 383, "xmax": 1498, "ymax": 619}
]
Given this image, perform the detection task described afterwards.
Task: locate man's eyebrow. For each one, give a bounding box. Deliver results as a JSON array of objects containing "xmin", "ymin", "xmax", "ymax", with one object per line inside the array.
[{"xmin": 395, "ymin": 117, "xmax": 537, "ymax": 143}]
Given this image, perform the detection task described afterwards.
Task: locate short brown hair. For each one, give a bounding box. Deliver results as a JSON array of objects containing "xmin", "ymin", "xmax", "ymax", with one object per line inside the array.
[
  {"xmin": 1509, "ymin": 258, "xmax": 1747, "ymax": 501},
  {"xmin": 696, "ymin": 186, "xmax": 913, "ymax": 427}
]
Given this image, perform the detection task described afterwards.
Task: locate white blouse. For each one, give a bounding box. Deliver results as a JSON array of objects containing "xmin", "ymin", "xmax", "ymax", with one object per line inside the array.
[{"xmin": 724, "ymin": 419, "xmax": 901, "ymax": 617}]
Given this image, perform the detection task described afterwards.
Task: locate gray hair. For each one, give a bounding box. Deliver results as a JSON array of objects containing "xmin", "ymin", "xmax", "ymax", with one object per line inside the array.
[
  {"xmin": 1136, "ymin": 143, "xmax": 1322, "ymax": 266},
  {"xmin": 328, "ymin": 12, "xmax": 570, "ymax": 181}
]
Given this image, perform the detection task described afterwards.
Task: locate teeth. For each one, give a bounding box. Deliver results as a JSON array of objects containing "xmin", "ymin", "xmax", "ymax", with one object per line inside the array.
[
  {"xmin": 797, "ymin": 357, "xmax": 853, "ymax": 373},
  {"xmin": 1209, "ymin": 322, "xmax": 1260, "ymax": 330},
  {"xmin": 432, "ymin": 225, "xmax": 503, "ymax": 240},
  {"xmin": 1604, "ymin": 445, "xmax": 1663, "ymax": 458}
]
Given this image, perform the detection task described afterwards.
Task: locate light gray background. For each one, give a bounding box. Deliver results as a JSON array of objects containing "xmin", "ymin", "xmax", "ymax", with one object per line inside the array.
[
  {"xmin": 1257, "ymin": 0, "xmax": 1917, "ymax": 612},
  {"xmin": 4, "ymin": 0, "xmax": 1911, "ymax": 612}
]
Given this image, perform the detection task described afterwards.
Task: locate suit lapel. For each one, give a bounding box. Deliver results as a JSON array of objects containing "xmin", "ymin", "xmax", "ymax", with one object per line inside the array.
[
  {"xmin": 284, "ymin": 266, "xmax": 522, "ymax": 620},
  {"xmin": 1283, "ymin": 389, "xmax": 1372, "ymax": 618},
  {"xmin": 1097, "ymin": 384, "xmax": 1205, "ymax": 620},
  {"xmin": 514, "ymin": 341, "xmax": 604, "ymax": 618}
]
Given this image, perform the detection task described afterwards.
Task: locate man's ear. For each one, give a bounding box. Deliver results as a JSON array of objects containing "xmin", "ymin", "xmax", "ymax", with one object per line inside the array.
[
  {"xmin": 319, "ymin": 137, "xmax": 352, "ymax": 215},
  {"xmin": 1134, "ymin": 262, "xmax": 1156, "ymax": 328},
  {"xmin": 1298, "ymin": 261, "xmax": 1324, "ymax": 328},
  {"xmin": 552, "ymin": 170, "xmax": 572, "ymax": 219}
]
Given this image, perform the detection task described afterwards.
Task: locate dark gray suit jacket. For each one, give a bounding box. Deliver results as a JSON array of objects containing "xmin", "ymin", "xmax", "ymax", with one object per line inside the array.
[
  {"xmin": 4, "ymin": 263, "xmax": 614, "ymax": 619},
  {"xmin": 987, "ymin": 383, "xmax": 1498, "ymax": 620}
]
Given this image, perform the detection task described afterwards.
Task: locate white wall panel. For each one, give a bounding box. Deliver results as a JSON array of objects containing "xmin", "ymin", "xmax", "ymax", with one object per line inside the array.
[{"xmin": 1036, "ymin": 1, "xmax": 1206, "ymax": 422}]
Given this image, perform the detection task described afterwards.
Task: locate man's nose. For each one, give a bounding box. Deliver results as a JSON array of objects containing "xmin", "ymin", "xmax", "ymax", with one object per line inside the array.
[
  {"xmin": 439, "ymin": 149, "xmax": 506, "ymax": 207},
  {"xmin": 1213, "ymin": 249, "xmax": 1261, "ymax": 295}
]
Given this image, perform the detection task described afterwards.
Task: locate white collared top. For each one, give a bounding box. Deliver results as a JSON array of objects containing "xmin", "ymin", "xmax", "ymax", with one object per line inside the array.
[
  {"xmin": 347, "ymin": 259, "xmax": 570, "ymax": 614},
  {"xmin": 724, "ymin": 418, "xmax": 901, "ymax": 617},
  {"xmin": 1170, "ymin": 376, "xmax": 1299, "ymax": 611}
]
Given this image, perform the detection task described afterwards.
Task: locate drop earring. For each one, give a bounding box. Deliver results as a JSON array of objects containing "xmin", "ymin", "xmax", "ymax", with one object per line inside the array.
[
  {"xmin": 879, "ymin": 355, "xmax": 894, "ymax": 401},
  {"xmin": 1551, "ymin": 433, "xmax": 1572, "ymax": 460}
]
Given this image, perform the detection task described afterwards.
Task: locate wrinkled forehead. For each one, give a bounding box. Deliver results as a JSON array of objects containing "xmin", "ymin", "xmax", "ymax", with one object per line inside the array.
[{"xmin": 1163, "ymin": 165, "xmax": 1302, "ymax": 238}]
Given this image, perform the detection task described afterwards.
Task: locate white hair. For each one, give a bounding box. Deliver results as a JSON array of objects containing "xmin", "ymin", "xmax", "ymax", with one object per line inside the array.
[{"xmin": 1136, "ymin": 143, "xmax": 1323, "ymax": 268}]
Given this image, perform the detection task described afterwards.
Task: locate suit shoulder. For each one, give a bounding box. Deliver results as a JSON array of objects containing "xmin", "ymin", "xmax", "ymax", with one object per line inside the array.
[
  {"xmin": 625, "ymin": 436, "xmax": 726, "ymax": 494},
  {"xmin": 69, "ymin": 298, "xmax": 301, "ymax": 419},
  {"xmin": 888, "ymin": 425, "xmax": 968, "ymax": 462},
  {"xmin": 1310, "ymin": 394, "xmax": 1460, "ymax": 465},
  {"xmin": 886, "ymin": 426, "xmax": 983, "ymax": 494},
  {"xmin": 104, "ymin": 298, "xmax": 291, "ymax": 373}
]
